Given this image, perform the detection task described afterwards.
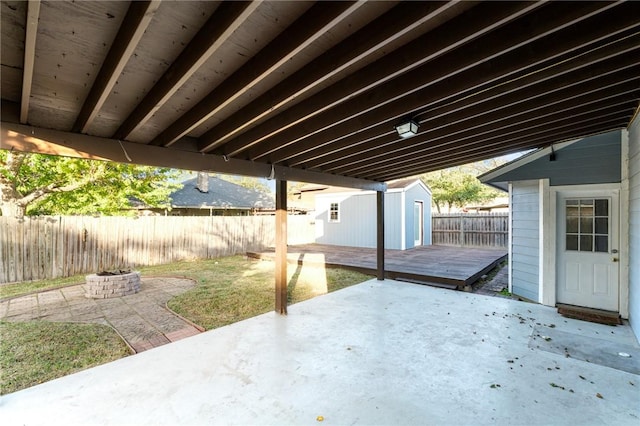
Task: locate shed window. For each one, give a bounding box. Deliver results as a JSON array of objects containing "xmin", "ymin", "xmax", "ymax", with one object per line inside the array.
[{"xmin": 329, "ymin": 202, "xmax": 340, "ymax": 222}]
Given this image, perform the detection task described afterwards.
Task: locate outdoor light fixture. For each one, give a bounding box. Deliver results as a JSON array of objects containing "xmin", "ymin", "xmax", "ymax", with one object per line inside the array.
[{"xmin": 395, "ymin": 119, "xmax": 420, "ymax": 138}]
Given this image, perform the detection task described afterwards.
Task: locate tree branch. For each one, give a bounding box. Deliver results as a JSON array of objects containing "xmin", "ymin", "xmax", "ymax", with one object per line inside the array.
[{"xmin": 18, "ymin": 169, "xmax": 105, "ymax": 207}]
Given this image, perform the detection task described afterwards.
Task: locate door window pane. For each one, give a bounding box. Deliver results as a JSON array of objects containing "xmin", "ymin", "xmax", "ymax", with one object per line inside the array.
[
  {"xmin": 580, "ymin": 217, "xmax": 593, "ymax": 233},
  {"xmin": 579, "ymin": 200, "xmax": 593, "ymax": 220},
  {"xmin": 595, "ymin": 199, "xmax": 608, "ymax": 216},
  {"xmin": 595, "ymin": 236, "xmax": 608, "ymax": 253},
  {"xmin": 595, "ymin": 218, "xmax": 608, "ymax": 234},
  {"xmin": 579, "ymin": 235, "xmax": 593, "ymax": 251},
  {"xmin": 565, "ymin": 198, "xmax": 610, "ymax": 253},
  {"xmin": 566, "ymin": 217, "xmax": 578, "ymax": 233},
  {"xmin": 566, "ymin": 206, "xmax": 579, "ymax": 217}
]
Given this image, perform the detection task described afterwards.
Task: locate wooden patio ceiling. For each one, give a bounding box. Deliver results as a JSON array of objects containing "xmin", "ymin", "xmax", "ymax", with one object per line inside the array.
[{"xmin": 1, "ymin": 0, "xmax": 639, "ymax": 189}]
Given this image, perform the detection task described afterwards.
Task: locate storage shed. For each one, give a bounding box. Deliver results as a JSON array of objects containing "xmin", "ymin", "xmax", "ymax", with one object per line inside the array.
[
  {"xmin": 480, "ymin": 129, "xmax": 634, "ymax": 322},
  {"xmin": 314, "ymin": 179, "xmax": 431, "ymax": 250}
]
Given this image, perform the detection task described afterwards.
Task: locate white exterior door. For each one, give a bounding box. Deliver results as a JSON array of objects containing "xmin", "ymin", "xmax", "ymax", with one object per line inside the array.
[
  {"xmin": 556, "ymin": 190, "xmax": 619, "ymax": 311},
  {"xmin": 414, "ymin": 201, "xmax": 423, "ymax": 246}
]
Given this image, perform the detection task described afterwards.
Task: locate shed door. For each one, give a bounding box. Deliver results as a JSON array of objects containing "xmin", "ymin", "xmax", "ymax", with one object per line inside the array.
[
  {"xmin": 414, "ymin": 201, "xmax": 423, "ymax": 246},
  {"xmin": 556, "ymin": 192, "xmax": 619, "ymax": 312}
]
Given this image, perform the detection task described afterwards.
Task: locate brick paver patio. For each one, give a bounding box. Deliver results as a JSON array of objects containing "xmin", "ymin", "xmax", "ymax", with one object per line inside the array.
[{"xmin": 0, "ymin": 277, "xmax": 202, "ymax": 353}]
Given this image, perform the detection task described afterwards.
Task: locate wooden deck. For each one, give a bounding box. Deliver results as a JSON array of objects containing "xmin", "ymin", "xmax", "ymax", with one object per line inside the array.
[{"xmin": 248, "ymin": 244, "xmax": 507, "ymax": 289}]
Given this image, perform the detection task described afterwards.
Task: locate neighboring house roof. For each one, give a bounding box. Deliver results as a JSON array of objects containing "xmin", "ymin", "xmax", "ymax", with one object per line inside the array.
[
  {"xmin": 479, "ymin": 130, "xmax": 622, "ymax": 191},
  {"xmin": 171, "ymin": 176, "xmax": 274, "ymax": 209}
]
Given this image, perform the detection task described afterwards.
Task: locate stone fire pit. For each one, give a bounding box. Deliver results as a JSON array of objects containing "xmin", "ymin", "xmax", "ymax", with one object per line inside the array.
[{"xmin": 84, "ymin": 270, "xmax": 141, "ymax": 299}]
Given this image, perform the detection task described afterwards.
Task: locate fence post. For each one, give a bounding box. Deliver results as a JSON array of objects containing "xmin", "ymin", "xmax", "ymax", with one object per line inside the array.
[{"xmin": 459, "ymin": 213, "xmax": 465, "ymax": 246}]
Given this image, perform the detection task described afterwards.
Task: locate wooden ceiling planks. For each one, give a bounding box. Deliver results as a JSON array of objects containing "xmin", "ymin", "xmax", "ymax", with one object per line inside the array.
[
  {"xmin": 196, "ymin": 1, "xmax": 465, "ymax": 152},
  {"xmin": 242, "ymin": 2, "xmax": 622, "ymax": 164},
  {"xmin": 149, "ymin": 1, "xmax": 367, "ymax": 147},
  {"xmin": 72, "ymin": 0, "xmax": 161, "ymax": 134},
  {"xmin": 1, "ymin": 1, "xmax": 639, "ymax": 188},
  {"xmin": 112, "ymin": 1, "xmax": 258, "ymax": 141}
]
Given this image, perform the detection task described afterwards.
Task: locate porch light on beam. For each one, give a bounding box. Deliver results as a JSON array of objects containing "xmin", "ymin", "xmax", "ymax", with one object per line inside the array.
[{"xmin": 394, "ymin": 119, "xmax": 419, "ymax": 138}]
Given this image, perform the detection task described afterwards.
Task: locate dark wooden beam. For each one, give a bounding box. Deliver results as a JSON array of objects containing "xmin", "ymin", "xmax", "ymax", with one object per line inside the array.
[
  {"xmin": 275, "ymin": 179, "xmax": 287, "ymax": 314},
  {"xmin": 151, "ymin": 1, "xmax": 365, "ymax": 147},
  {"xmin": 366, "ymin": 105, "xmax": 633, "ymax": 179},
  {"xmin": 241, "ymin": 2, "xmax": 625, "ymax": 162},
  {"xmin": 379, "ymin": 125, "xmax": 628, "ymax": 179},
  {"xmin": 269, "ymin": 6, "xmax": 639, "ymax": 167},
  {"xmin": 341, "ymin": 94, "xmax": 638, "ymax": 177},
  {"xmin": 368, "ymin": 118, "xmax": 630, "ymax": 181},
  {"xmin": 289, "ymin": 32, "xmax": 640, "ymax": 168},
  {"xmin": 20, "ymin": 0, "xmax": 41, "ymax": 124},
  {"xmin": 377, "ymin": 190, "xmax": 385, "ymax": 281},
  {"xmin": 216, "ymin": 1, "xmax": 542, "ymax": 158},
  {"xmin": 323, "ymin": 65, "xmax": 640, "ymax": 174},
  {"xmin": 73, "ymin": 1, "xmax": 161, "ymax": 134},
  {"xmin": 375, "ymin": 124, "xmax": 630, "ymax": 180},
  {"xmin": 196, "ymin": 1, "xmax": 466, "ymax": 152},
  {"xmin": 399, "ymin": 116, "xmax": 635, "ymax": 178},
  {"xmin": 112, "ymin": 1, "xmax": 259, "ymax": 140},
  {"xmin": 0, "ymin": 121, "xmax": 386, "ymax": 191},
  {"xmin": 361, "ymin": 107, "xmax": 633, "ymax": 178},
  {"xmin": 330, "ymin": 67, "xmax": 640, "ymax": 175}
]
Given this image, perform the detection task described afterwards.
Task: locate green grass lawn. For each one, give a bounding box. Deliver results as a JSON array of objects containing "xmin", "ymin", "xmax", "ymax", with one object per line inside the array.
[
  {"xmin": 0, "ymin": 321, "xmax": 131, "ymax": 395},
  {"xmin": 0, "ymin": 274, "xmax": 89, "ymax": 299},
  {"xmin": 0, "ymin": 255, "xmax": 372, "ymax": 394},
  {"xmin": 164, "ymin": 256, "xmax": 372, "ymax": 329}
]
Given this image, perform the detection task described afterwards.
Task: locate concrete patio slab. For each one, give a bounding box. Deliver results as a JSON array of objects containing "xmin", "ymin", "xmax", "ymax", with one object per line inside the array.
[
  {"xmin": 1, "ymin": 279, "xmax": 637, "ymax": 425},
  {"xmin": 0, "ymin": 277, "xmax": 201, "ymax": 353}
]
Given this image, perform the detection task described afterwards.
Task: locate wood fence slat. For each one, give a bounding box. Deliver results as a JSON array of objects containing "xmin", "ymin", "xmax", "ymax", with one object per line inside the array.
[
  {"xmin": 0, "ymin": 215, "xmax": 316, "ymax": 282},
  {"xmin": 431, "ymin": 213, "xmax": 509, "ymax": 249},
  {"xmin": 1, "ymin": 213, "xmax": 506, "ymax": 283}
]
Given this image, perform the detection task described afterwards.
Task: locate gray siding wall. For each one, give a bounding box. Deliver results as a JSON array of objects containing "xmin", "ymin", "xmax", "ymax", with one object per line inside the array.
[
  {"xmin": 488, "ymin": 131, "xmax": 622, "ymax": 186},
  {"xmin": 511, "ymin": 181, "xmax": 540, "ymax": 302},
  {"xmin": 315, "ymin": 192, "xmax": 403, "ymax": 249},
  {"xmin": 629, "ymin": 117, "xmax": 640, "ymax": 342},
  {"xmin": 404, "ymin": 184, "xmax": 432, "ymax": 248}
]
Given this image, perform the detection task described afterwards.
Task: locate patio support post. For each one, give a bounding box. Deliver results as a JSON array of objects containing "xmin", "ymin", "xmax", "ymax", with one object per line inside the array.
[
  {"xmin": 377, "ymin": 190, "xmax": 385, "ymax": 280},
  {"xmin": 275, "ymin": 179, "xmax": 288, "ymax": 314}
]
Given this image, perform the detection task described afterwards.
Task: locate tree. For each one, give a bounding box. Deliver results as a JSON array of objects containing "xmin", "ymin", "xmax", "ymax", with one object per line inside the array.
[
  {"xmin": 419, "ymin": 159, "xmax": 506, "ymax": 213},
  {"xmin": 0, "ymin": 151, "xmax": 179, "ymax": 217}
]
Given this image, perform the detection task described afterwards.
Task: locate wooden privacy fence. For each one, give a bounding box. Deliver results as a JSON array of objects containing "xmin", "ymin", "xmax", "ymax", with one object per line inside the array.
[
  {"xmin": 431, "ymin": 213, "xmax": 508, "ymax": 248},
  {"xmin": 0, "ymin": 215, "xmax": 315, "ymax": 284}
]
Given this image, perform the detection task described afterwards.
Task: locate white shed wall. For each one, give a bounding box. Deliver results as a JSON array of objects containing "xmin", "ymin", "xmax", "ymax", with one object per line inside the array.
[
  {"xmin": 510, "ymin": 180, "xmax": 540, "ymax": 302},
  {"xmin": 628, "ymin": 114, "xmax": 640, "ymax": 342},
  {"xmin": 315, "ymin": 192, "xmax": 403, "ymax": 249},
  {"xmin": 385, "ymin": 193, "xmax": 403, "ymax": 249}
]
